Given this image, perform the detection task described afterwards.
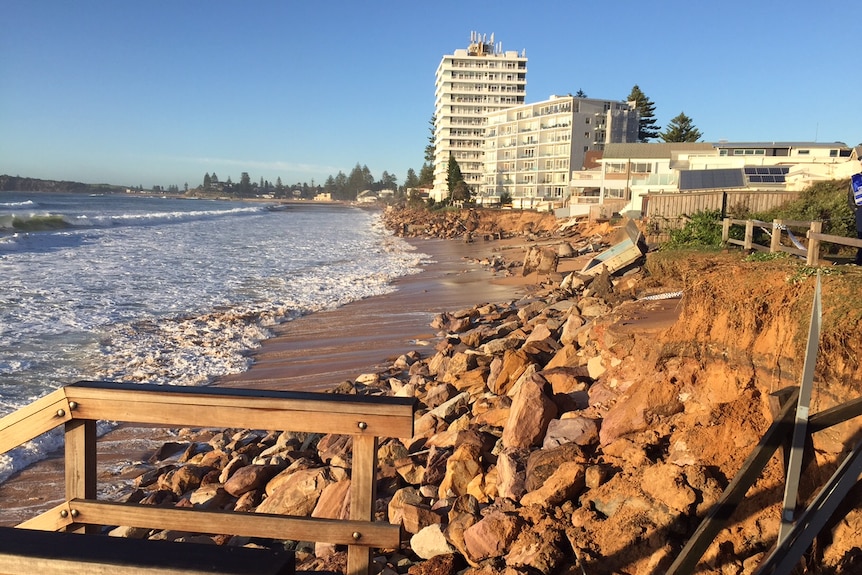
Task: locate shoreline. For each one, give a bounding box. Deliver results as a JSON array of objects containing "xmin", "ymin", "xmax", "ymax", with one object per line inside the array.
[
  {"xmin": 216, "ymin": 236, "xmax": 534, "ymax": 392},
  {"xmin": 0, "ymin": 235, "xmax": 534, "ymax": 525}
]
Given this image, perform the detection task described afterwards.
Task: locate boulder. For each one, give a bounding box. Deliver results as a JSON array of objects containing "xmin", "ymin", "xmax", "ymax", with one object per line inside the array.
[
  {"xmin": 438, "ymin": 442, "xmax": 482, "ymax": 499},
  {"xmin": 506, "ymin": 521, "xmax": 567, "ymax": 573},
  {"xmin": 410, "ymin": 524, "xmax": 456, "ymax": 559},
  {"xmin": 223, "ymin": 464, "xmax": 279, "ymax": 497},
  {"xmin": 462, "ymin": 510, "xmax": 524, "ymax": 562},
  {"xmin": 525, "ymin": 442, "xmax": 587, "ymax": 492},
  {"xmin": 495, "ymin": 448, "xmax": 527, "ymax": 501},
  {"xmin": 255, "ymin": 467, "xmax": 333, "ymax": 516},
  {"xmin": 520, "ymin": 461, "xmax": 585, "ymax": 507},
  {"xmin": 311, "ymin": 479, "xmax": 351, "ymax": 520},
  {"xmin": 487, "ymin": 349, "xmax": 532, "ymax": 396},
  {"xmin": 542, "ymin": 416, "xmax": 599, "ymax": 448},
  {"xmin": 598, "ymin": 379, "xmax": 683, "ymax": 446},
  {"xmin": 406, "ymin": 553, "xmax": 465, "ymax": 575},
  {"xmin": 501, "ymin": 375, "xmax": 558, "ymax": 449}
]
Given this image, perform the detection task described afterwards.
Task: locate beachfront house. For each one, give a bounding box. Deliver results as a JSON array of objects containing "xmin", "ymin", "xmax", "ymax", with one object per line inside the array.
[{"xmin": 558, "ymin": 141, "xmax": 860, "ymax": 222}]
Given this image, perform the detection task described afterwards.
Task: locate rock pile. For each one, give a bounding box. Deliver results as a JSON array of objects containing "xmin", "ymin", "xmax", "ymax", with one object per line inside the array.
[
  {"xmin": 114, "ymin": 263, "xmax": 714, "ymax": 574},
  {"xmin": 111, "ymin": 210, "xmax": 862, "ymax": 574}
]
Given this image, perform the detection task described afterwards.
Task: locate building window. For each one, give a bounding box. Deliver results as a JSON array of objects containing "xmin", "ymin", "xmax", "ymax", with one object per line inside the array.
[
  {"xmin": 606, "ymin": 162, "xmax": 627, "ymax": 174},
  {"xmin": 606, "ymin": 188, "xmax": 627, "ymax": 199},
  {"xmin": 631, "ymin": 162, "xmax": 652, "ymax": 173},
  {"xmin": 830, "ymin": 149, "xmax": 839, "ymax": 157},
  {"xmin": 798, "ymin": 149, "xmax": 810, "ymax": 155}
]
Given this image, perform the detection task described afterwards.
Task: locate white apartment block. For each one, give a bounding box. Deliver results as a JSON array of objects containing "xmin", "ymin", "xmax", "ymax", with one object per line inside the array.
[
  {"xmin": 481, "ymin": 95, "xmax": 639, "ymax": 209},
  {"xmin": 562, "ymin": 141, "xmax": 858, "ymax": 218},
  {"xmin": 432, "ymin": 32, "xmax": 527, "ymax": 202}
]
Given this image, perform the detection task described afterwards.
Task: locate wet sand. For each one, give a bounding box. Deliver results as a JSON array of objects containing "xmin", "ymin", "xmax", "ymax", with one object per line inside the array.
[
  {"xmin": 217, "ymin": 237, "xmax": 531, "ymax": 391},
  {"xmin": 0, "ymin": 236, "xmax": 532, "ymax": 525}
]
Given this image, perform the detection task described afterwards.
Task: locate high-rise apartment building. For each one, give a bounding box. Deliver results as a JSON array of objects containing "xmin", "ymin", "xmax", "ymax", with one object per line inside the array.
[
  {"xmin": 481, "ymin": 95, "xmax": 639, "ymax": 208},
  {"xmin": 432, "ymin": 32, "xmax": 527, "ymax": 202}
]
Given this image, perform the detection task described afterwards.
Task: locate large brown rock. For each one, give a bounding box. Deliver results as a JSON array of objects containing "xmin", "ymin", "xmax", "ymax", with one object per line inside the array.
[
  {"xmin": 438, "ymin": 442, "xmax": 482, "ymax": 499},
  {"xmin": 542, "ymin": 416, "xmax": 599, "ymax": 449},
  {"xmin": 223, "ymin": 464, "xmax": 280, "ymax": 497},
  {"xmin": 255, "ymin": 467, "xmax": 334, "ymax": 516},
  {"xmin": 495, "ymin": 448, "xmax": 527, "ymax": 501},
  {"xmin": 462, "ymin": 510, "xmax": 524, "ymax": 562},
  {"xmin": 311, "ymin": 479, "xmax": 351, "ymax": 520},
  {"xmin": 501, "ymin": 375, "xmax": 558, "ymax": 449},
  {"xmin": 487, "ymin": 349, "xmax": 532, "ymax": 396},
  {"xmin": 598, "ymin": 378, "xmax": 683, "ymax": 446},
  {"xmin": 525, "ymin": 442, "xmax": 587, "ymax": 492},
  {"xmin": 520, "ymin": 461, "xmax": 585, "ymax": 507},
  {"xmin": 522, "ymin": 323, "xmax": 560, "ymax": 355},
  {"xmin": 159, "ymin": 465, "xmax": 213, "ymax": 497}
]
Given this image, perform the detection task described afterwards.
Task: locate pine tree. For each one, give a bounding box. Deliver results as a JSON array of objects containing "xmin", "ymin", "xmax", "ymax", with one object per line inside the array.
[
  {"xmin": 417, "ymin": 163, "xmax": 434, "ymax": 187},
  {"xmin": 626, "ymin": 85, "xmax": 661, "ymax": 142},
  {"xmin": 404, "ymin": 168, "xmax": 419, "ymax": 189},
  {"xmin": 425, "ymin": 115, "xmax": 436, "ymax": 163},
  {"xmin": 446, "ymin": 154, "xmax": 463, "ymax": 197},
  {"xmin": 575, "ymin": 89, "xmax": 587, "ymax": 98},
  {"xmin": 659, "ymin": 112, "xmax": 703, "ymax": 142}
]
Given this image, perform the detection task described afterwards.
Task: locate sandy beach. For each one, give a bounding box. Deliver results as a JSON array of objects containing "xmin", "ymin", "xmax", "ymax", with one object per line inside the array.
[
  {"xmin": 0, "ymin": 235, "xmax": 533, "ymax": 525},
  {"xmin": 217, "ymin": 237, "xmax": 532, "ymax": 392}
]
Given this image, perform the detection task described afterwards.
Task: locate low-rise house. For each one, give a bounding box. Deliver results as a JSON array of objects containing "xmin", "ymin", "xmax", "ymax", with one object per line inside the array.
[{"xmin": 560, "ymin": 141, "xmax": 860, "ymax": 220}]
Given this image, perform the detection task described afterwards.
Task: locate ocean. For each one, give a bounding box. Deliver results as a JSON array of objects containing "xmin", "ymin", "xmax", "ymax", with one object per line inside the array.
[{"xmin": 0, "ymin": 191, "xmax": 426, "ymax": 482}]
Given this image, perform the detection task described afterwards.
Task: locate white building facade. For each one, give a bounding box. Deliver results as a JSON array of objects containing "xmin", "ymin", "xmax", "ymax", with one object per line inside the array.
[
  {"xmin": 480, "ymin": 95, "xmax": 638, "ymax": 209},
  {"xmin": 561, "ymin": 141, "xmax": 859, "ymax": 218},
  {"xmin": 432, "ymin": 32, "xmax": 527, "ymax": 202}
]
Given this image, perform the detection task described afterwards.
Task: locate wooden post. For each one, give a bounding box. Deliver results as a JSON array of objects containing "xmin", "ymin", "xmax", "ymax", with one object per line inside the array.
[
  {"xmin": 806, "ymin": 221, "xmax": 822, "ymax": 266},
  {"xmin": 64, "ymin": 417, "xmax": 96, "ymax": 533},
  {"xmin": 771, "ymin": 220, "xmax": 782, "ymax": 253},
  {"xmin": 744, "ymin": 220, "xmax": 754, "ymax": 251},
  {"xmin": 722, "ymin": 218, "xmax": 731, "ymax": 243},
  {"xmin": 347, "ymin": 433, "xmax": 379, "ymax": 575}
]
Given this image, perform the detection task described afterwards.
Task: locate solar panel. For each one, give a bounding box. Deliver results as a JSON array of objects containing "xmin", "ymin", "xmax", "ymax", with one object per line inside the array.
[{"xmin": 679, "ymin": 168, "xmax": 745, "ymax": 190}]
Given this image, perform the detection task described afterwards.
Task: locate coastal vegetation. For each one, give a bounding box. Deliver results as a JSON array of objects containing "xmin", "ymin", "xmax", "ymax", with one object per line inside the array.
[{"xmin": 659, "ymin": 178, "xmax": 855, "ymax": 251}]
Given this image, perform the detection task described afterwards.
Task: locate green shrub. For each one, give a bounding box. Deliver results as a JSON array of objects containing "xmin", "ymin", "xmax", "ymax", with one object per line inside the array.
[
  {"xmin": 754, "ymin": 179, "xmax": 854, "ymax": 238},
  {"xmin": 661, "ymin": 209, "xmax": 723, "ymax": 249}
]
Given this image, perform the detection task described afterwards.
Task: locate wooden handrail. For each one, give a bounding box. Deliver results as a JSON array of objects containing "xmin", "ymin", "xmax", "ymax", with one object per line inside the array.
[
  {"xmin": 0, "ymin": 381, "xmax": 415, "ymax": 575},
  {"xmin": 722, "ymin": 218, "xmax": 858, "ymax": 266}
]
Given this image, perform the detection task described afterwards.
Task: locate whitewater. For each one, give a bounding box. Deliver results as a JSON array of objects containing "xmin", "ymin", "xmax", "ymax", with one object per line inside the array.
[{"xmin": 0, "ymin": 191, "xmax": 427, "ymax": 482}]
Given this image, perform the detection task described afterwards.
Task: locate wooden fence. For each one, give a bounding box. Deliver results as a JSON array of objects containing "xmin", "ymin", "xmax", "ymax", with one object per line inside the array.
[
  {"xmin": 0, "ymin": 381, "xmax": 415, "ymax": 575},
  {"xmin": 645, "ymin": 190, "xmax": 802, "ymax": 233},
  {"xmin": 721, "ymin": 218, "xmax": 862, "ymax": 266}
]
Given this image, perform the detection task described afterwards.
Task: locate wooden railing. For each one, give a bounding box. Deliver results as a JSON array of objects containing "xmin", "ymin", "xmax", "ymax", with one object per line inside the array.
[
  {"xmin": 722, "ymin": 218, "xmax": 862, "ymax": 266},
  {"xmin": 0, "ymin": 381, "xmax": 415, "ymax": 575}
]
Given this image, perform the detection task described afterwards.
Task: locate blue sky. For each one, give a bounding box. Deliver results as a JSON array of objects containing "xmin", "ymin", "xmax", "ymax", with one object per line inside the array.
[{"xmin": 2, "ymin": 0, "xmax": 860, "ymax": 189}]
